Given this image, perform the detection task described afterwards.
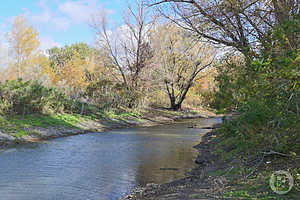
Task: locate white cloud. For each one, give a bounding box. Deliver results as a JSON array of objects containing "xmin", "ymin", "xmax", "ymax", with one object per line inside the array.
[
  {"xmin": 25, "ymin": 2, "xmax": 70, "ymax": 32},
  {"xmin": 31, "ymin": 9, "xmax": 52, "ymax": 24},
  {"xmin": 58, "ymin": 0, "xmax": 114, "ymax": 24},
  {"xmin": 39, "ymin": 36, "xmax": 61, "ymax": 51},
  {"xmin": 24, "ymin": 0, "xmax": 114, "ymax": 33},
  {"xmin": 52, "ymin": 17, "xmax": 71, "ymax": 31}
]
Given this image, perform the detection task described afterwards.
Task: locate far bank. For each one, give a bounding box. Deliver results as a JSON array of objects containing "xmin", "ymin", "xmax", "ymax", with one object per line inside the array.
[{"xmin": 0, "ymin": 107, "xmax": 216, "ymax": 147}]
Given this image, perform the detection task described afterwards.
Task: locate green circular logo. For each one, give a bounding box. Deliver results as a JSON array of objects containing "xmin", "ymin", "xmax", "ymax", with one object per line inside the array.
[{"xmin": 269, "ymin": 170, "xmax": 294, "ymax": 195}]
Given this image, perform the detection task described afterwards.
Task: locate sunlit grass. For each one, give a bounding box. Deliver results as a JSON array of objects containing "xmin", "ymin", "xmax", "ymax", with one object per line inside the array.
[
  {"xmin": 0, "ymin": 113, "xmax": 84, "ymax": 138},
  {"xmin": 0, "ymin": 110, "xmax": 145, "ymax": 139}
]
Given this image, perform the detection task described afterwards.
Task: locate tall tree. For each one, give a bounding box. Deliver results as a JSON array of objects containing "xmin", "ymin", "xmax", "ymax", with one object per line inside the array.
[
  {"xmin": 149, "ymin": 0, "xmax": 300, "ymax": 61},
  {"xmin": 92, "ymin": 0, "xmax": 154, "ymax": 92},
  {"xmin": 6, "ymin": 15, "xmax": 41, "ymax": 80},
  {"xmin": 151, "ymin": 24, "xmax": 215, "ymax": 110}
]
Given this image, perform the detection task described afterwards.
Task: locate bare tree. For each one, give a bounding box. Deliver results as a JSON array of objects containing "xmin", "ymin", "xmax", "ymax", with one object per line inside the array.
[
  {"xmin": 91, "ymin": 0, "xmax": 154, "ymax": 92},
  {"xmin": 149, "ymin": 0, "xmax": 300, "ymax": 61}
]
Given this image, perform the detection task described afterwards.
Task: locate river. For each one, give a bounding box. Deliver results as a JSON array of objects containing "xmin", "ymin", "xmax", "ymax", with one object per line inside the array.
[{"xmin": 0, "ymin": 117, "xmax": 222, "ymax": 200}]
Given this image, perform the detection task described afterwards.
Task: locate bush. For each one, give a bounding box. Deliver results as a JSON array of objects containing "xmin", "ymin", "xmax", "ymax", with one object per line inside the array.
[
  {"xmin": 85, "ymin": 80, "xmax": 142, "ymax": 109},
  {"xmin": 210, "ymin": 55, "xmax": 250, "ymax": 112},
  {"xmin": 0, "ymin": 79, "xmax": 69, "ymax": 115},
  {"xmin": 214, "ymin": 17, "xmax": 300, "ymax": 154}
]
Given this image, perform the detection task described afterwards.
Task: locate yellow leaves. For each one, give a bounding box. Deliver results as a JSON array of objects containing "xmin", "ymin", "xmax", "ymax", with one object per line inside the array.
[
  {"xmin": 44, "ymin": 64, "xmax": 59, "ymax": 85},
  {"xmin": 26, "ymin": 54, "xmax": 49, "ymax": 80},
  {"xmin": 150, "ymin": 22, "xmax": 217, "ymax": 103},
  {"xmin": 152, "ymin": 23, "xmax": 210, "ymax": 77},
  {"xmin": 5, "ymin": 64, "xmax": 18, "ymax": 80},
  {"xmin": 61, "ymin": 52, "xmax": 89, "ymax": 89},
  {"xmin": 8, "ymin": 15, "xmax": 40, "ymax": 56},
  {"xmin": 47, "ymin": 51, "xmax": 95, "ymax": 90},
  {"xmin": 191, "ymin": 66, "xmax": 217, "ymax": 92},
  {"xmin": 6, "ymin": 15, "xmax": 43, "ymax": 81}
]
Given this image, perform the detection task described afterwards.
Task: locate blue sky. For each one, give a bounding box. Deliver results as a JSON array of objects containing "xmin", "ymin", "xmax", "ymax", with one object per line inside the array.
[{"xmin": 0, "ymin": 0, "xmax": 133, "ymax": 50}]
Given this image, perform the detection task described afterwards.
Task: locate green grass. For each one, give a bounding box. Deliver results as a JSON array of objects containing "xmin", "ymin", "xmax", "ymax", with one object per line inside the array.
[
  {"xmin": 218, "ymin": 166, "xmax": 300, "ymax": 199},
  {"xmin": 223, "ymin": 190, "xmax": 251, "ymax": 198},
  {"xmin": 0, "ymin": 109, "xmax": 145, "ymax": 139},
  {"xmin": 208, "ymin": 169, "xmax": 227, "ymax": 177},
  {"xmin": 14, "ymin": 130, "xmax": 30, "ymax": 139},
  {"xmin": 100, "ymin": 109, "xmax": 143, "ymax": 121},
  {"xmin": 0, "ymin": 113, "xmax": 85, "ymax": 138},
  {"xmin": 189, "ymin": 110, "xmax": 205, "ymax": 115},
  {"xmin": 0, "ymin": 107, "xmax": 209, "ymax": 140},
  {"xmin": 210, "ymin": 127, "xmax": 300, "ymax": 200}
]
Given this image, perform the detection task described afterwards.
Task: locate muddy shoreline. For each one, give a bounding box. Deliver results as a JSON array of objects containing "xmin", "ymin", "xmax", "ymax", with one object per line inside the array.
[{"xmin": 122, "ymin": 124, "xmax": 226, "ymax": 200}]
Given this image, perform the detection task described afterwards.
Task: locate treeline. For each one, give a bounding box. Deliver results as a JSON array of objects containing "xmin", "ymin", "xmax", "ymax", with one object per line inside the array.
[{"xmin": 0, "ymin": 2, "xmax": 216, "ymax": 116}]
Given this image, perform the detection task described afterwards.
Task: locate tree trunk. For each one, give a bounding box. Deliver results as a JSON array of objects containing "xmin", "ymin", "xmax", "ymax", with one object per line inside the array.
[
  {"xmin": 170, "ymin": 103, "xmax": 181, "ymax": 111},
  {"xmin": 170, "ymin": 96, "xmax": 181, "ymax": 111}
]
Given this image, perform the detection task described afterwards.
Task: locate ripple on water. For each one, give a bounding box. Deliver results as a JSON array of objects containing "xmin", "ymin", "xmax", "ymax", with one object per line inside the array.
[{"xmin": 0, "ymin": 118, "xmax": 222, "ymax": 200}]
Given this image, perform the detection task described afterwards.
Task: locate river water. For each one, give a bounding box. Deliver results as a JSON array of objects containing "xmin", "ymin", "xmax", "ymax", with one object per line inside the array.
[{"xmin": 0, "ymin": 117, "xmax": 222, "ymax": 200}]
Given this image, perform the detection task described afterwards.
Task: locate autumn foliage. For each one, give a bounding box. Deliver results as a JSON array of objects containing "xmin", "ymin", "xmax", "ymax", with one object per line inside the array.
[{"xmin": 5, "ymin": 16, "xmax": 46, "ymax": 81}]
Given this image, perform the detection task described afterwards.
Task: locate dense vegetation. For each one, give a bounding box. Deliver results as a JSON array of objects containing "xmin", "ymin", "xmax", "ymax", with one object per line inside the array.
[
  {"xmin": 0, "ymin": 0, "xmax": 299, "ymax": 197},
  {"xmin": 212, "ymin": 15, "xmax": 300, "ymax": 156},
  {"xmin": 0, "ymin": 79, "xmax": 68, "ymax": 115}
]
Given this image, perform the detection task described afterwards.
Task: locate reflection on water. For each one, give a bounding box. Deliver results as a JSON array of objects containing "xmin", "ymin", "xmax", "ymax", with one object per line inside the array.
[{"xmin": 0, "ymin": 118, "xmax": 222, "ymax": 200}]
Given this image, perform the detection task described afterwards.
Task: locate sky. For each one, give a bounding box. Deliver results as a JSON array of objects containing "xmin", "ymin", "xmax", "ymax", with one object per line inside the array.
[{"xmin": 0, "ymin": 0, "xmax": 133, "ymax": 50}]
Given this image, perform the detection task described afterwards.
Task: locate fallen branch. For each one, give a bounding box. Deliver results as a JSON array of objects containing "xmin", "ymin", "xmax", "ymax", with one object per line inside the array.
[{"xmin": 261, "ymin": 150, "xmax": 290, "ymax": 157}]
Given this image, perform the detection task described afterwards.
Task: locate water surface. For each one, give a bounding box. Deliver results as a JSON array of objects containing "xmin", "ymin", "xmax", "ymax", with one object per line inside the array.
[{"xmin": 0, "ymin": 118, "xmax": 221, "ymax": 200}]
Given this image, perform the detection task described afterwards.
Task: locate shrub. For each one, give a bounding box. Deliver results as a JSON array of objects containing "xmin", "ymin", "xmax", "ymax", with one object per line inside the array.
[
  {"xmin": 0, "ymin": 79, "xmax": 69, "ymax": 115},
  {"xmin": 215, "ymin": 17, "xmax": 300, "ymax": 154},
  {"xmin": 85, "ymin": 80, "xmax": 142, "ymax": 109}
]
